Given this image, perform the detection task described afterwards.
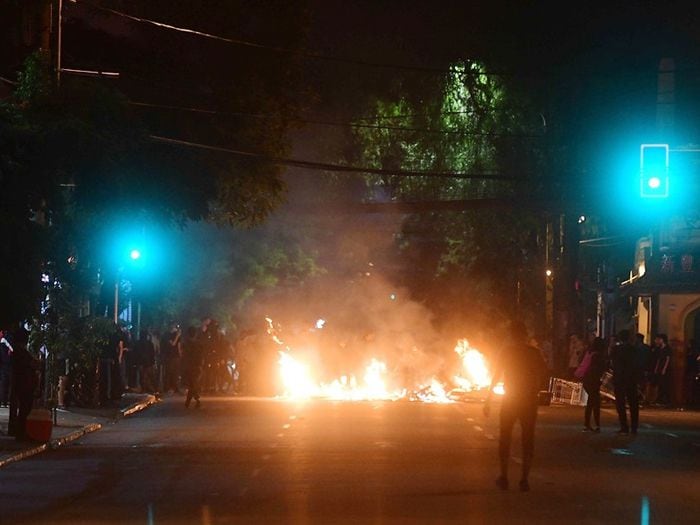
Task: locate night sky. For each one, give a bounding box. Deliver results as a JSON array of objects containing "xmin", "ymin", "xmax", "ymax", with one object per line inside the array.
[{"xmin": 3, "ymin": 1, "xmax": 700, "ymax": 330}]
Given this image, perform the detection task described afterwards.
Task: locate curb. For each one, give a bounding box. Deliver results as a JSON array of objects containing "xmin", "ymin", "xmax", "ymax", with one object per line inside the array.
[
  {"xmin": 119, "ymin": 394, "xmax": 159, "ymax": 418},
  {"xmin": 0, "ymin": 395, "xmax": 159, "ymax": 469},
  {"xmin": 0, "ymin": 422, "xmax": 102, "ymax": 469}
]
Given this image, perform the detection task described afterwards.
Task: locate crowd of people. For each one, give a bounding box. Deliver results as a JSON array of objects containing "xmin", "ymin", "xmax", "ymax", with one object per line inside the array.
[
  {"xmin": 482, "ymin": 323, "xmax": 700, "ymax": 492},
  {"xmin": 98, "ymin": 318, "xmax": 237, "ymax": 408},
  {"xmin": 567, "ymin": 329, "xmax": 700, "ymax": 435}
]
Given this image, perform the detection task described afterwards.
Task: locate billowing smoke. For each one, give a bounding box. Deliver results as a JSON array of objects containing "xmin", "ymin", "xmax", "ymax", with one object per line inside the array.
[{"xmin": 240, "ymin": 270, "xmax": 456, "ymax": 391}]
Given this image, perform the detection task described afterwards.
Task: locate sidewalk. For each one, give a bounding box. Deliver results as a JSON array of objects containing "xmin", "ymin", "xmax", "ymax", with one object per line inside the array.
[{"xmin": 0, "ymin": 393, "xmax": 158, "ymax": 468}]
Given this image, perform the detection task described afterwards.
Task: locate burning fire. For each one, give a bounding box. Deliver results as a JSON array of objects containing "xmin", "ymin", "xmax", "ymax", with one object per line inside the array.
[
  {"xmin": 453, "ymin": 339, "xmax": 492, "ymax": 391},
  {"xmin": 268, "ymin": 318, "xmax": 503, "ymax": 402},
  {"xmin": 278, "ymin": 352, "xmax": 403, "ymax": 400}
]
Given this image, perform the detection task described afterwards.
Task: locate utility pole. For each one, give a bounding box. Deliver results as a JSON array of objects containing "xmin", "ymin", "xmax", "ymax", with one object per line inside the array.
[
  {"xmin": 48, "ymin": 0, "xmax": 63, "ymax": 86},
  {"xmin": 55, "ymin": 0, "xmax": 63, "ymax": 86}
]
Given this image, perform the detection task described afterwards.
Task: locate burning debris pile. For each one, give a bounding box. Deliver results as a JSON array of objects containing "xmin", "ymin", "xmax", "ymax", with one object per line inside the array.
[
  {"xmin": 234, "ymin": 272, "xmax": 504, "ymax": 401},
  {"xmin": 268, "ymin": 318, "xmax": 502, "ymax": 402}
]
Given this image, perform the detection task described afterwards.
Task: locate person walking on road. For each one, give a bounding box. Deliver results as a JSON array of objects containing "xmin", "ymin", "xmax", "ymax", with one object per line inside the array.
[
  {"xmin": 610, "ymin": 330, "xmax": 641, "ymax": 435},
  {"xmin": 182, "ymin": 326, "xmax": 203, "ymax": 408},
  {"xmin": 484, "ymin": 320, "xmax": 548, "ymax": 492},
  {"xmin": 580, "ymin": 337, "xmax": 607, "ymax": 432}
]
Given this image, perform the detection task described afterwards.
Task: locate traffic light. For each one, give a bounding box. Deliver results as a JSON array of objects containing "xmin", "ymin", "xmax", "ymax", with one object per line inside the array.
[{"xmin": 640, "ymin": 144, "xmax": 669, "ymax": 198}]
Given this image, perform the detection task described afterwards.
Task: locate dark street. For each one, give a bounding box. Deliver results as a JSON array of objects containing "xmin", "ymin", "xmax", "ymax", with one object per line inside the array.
[{"xmin": 1, "ymin": 397, "xmax": 699, "ymax": 524}]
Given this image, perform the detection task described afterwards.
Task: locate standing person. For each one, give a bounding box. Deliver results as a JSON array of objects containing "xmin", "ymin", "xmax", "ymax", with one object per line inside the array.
[
  {"xmin": 0, "ymin": 330, "xmax": 13, "ymax": 407},
  {"xmin": 580, "ymin": 337, "xmax": 607, "ymax": 432},
  {"xmin": 652, "ymin": 334, "xmax": 671, "ymax": 406},
  {"xmin": 7, "ymin": 328, "xmax": 39, "ymax": 440},
  {"xmin": 149, "ymin": 328, "xmax": 162, "ymax": 392},
  {"xmin": 685, "ymin": 340, "xmax": 700, "ymax": 405},
  {"xmin": 634, "ymin": 333, "xmax": 651, "ymax": 405},
  {"xmin": 162, "ymin": 325, "xmax": 182, "ymax": 394},
  {"xmin": 196, "ymin": 318, "xmax": 214, "ymax": 392},
  {"xmin": 135, "ymin": 333, "xmax": 156, "ymax": 394},
  {"xmin": 645, "ymin": 335, "xmax": 660, "ymax": 404},
  {"xmin": 484, "ymin": 320, "xmax": 548, "ymax": 492},
  {"xmin": 182, "ymin": 326, "xmax": 203, "ymax": 408},
  {"xmin": 610, "ymin": 330, "xmax": 641, "ymax": 435},
  {"xmin": 118, "ymin": 325, "xmax": 131, "ymax": 391}
]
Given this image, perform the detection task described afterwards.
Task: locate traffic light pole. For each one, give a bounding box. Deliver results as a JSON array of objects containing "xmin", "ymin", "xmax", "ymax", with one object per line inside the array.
[{"xmin": 114, "ymin": 281, "xmax": 119, "ymax": 324}]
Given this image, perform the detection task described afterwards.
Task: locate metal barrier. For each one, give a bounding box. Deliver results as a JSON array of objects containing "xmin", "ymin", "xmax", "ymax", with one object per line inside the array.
[{"xmin": 549, "ymin": 377, "xmax": 588, "ymax": 406}]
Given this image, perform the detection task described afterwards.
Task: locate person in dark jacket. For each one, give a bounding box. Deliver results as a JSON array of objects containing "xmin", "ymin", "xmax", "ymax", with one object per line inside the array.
[
  {"xmin": 652, "ymin": 334, "xmax": 671, "ymax": 405},
  {"xmin": 135, "ymin": 333, "xmax": 156, "ymax": 393},
  {"xmin": 7, "ymin": 328, "xmax": 39, "ymax": 440},
  {"xmin": 582, "ymin": 337, "xmax": 607, "ymax": 432},
  {"xmin": 611, "ymin": 329, "xmax": 641, "ymax": 435},
  {"xmin": 484, "ymin": 320, "xmax": 548, "ymax": 492},
  {"xmin": 182, "ymin": 326, "xmax": 203, "ymax": 408}
]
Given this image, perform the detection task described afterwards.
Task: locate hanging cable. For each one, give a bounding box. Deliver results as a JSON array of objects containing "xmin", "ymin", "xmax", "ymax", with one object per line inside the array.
[
  {"xmin": 130, "ymin": 101, "xmax": 543, "ymax": 138},
  {"xmin": 149, "ymin": 135, "xmax": 529, "ymax": 180}
]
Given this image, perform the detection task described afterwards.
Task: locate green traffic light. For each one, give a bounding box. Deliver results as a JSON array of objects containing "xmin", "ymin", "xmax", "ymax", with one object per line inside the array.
[
  {"xmin": 640, "ymin": 144, "xmax": 669, "ymax": 198},
  {"xmin": 130, "ymin": 249, "xmax": 141, "ymax": 260}
]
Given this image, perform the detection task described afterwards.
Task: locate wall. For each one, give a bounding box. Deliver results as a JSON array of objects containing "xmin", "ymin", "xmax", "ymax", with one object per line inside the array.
[{"xmin": 657, "ymin": 293, "xmax": 700, "ymax": 404}]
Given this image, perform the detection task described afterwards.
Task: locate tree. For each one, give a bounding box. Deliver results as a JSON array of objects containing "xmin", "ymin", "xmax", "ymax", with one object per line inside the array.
[
  {"xmin": 349, "ymin": 61, "xmax": 547, "ymax": 330},
  {"xmin": 0, "ymin": 1, "xmax": 310, "ymax": 398},
  {"xmin": 150, "ymin": 222, "xmax": 325, "ymax": 332}
]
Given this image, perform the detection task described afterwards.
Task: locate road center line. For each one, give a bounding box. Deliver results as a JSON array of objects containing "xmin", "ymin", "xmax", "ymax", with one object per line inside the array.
[
  {"xmin": 282, "ymin": 423, "xmax": 291, "ymax": 429},
  {"xmin": 473, "ymin": 425, "xmax": 483, "ymax": 432},
  {"xmin": 665, "ymin": 432, "xmax": 679, "ymax": 438}
]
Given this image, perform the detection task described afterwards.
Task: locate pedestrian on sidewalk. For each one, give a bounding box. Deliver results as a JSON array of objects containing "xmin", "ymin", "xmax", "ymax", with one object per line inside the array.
[
  {"xmin": 610, "ymin": 330, "xmax": 641, "ymax": 435},
  {"xmin": 579, "ymin": 337, "xmax": 607, "ymax": 432},
  {"xmin": 0, "ymin": 329, "xmax": 13, "ymax": 407},
  {"xmin": 484, "ymin": 320, "xmax": 548, "ymax": 492},
  {"xmin": 182, "ymin": 326, "xmax": 203, "ymax": 408},
  {"xmin": 7, "ymin": 328, "xmax": 40, "ymax": 440}
]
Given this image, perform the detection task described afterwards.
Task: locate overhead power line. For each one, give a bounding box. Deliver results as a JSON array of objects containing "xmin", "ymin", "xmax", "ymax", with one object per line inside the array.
[
  {"xmin": 287, "ymin": 198, "xmax": 558, "ymax": 215},
  {"xmin": 72, "ymin": 1, "xmax": 496, "ymax": 76},
  {"xmin": 149, "ymin": 135, "xmax": 527, "ymax": 180},
  {"xmin": 130, "ymin": 101, "xmax": 543, "ymax": 138}
]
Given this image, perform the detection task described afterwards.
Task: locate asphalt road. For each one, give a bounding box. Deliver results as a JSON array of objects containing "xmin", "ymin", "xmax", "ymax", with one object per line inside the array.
[{"xmin": 1, "ymin": 396, "xmax": 699, "ymax": 524}]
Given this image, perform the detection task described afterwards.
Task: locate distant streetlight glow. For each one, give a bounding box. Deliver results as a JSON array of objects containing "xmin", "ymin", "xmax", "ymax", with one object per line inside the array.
[{"xmin": 545, "ymin": 269, "xmax": 553, "ymax": 277}]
